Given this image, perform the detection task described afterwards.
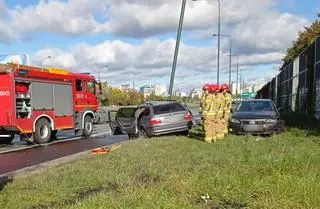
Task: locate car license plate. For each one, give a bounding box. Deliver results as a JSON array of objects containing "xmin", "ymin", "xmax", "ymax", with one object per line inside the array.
[{"xmin": 243, "ymin": 125, "xmax": 262, "ymax": 132}]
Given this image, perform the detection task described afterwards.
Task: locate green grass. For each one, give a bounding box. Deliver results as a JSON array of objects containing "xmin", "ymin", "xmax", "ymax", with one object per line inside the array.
[{"xmin": 0, "ymin": 130, "xmax": 319, "ymax": 209}]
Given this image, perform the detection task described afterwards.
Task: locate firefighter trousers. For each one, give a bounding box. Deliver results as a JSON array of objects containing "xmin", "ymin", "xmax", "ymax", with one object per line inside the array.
[
  {"xmin": 204, "ymin": 116, "xmax": 217, "ymax": 142},
  {"xmin": 216, "ymin": 111, "xmax": 225, "ymax": 140},
  {"xmin": 223, "ymin": 111, "xmax": 231, "ymax": 135}
]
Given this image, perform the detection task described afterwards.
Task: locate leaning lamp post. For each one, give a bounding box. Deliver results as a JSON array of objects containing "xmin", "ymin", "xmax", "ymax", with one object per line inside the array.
[
  {"xmin": 168, "ymin": 0, "xmax": 187, "ymax": 99},
  {"xmin": 169, "ymin": 0, "xmax": 221, "ymax": 98}
]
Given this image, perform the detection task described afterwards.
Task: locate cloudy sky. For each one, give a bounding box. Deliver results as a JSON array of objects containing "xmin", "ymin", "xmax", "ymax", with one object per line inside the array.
[{"xmin": 0, "ymin": 0, "xmax": 319, "ymax": 92}]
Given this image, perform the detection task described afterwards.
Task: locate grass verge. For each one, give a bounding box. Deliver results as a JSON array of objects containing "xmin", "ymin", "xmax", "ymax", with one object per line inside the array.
[{"xmin": 0, "ymin": 130, "xmax": 319, "ymax": 209}]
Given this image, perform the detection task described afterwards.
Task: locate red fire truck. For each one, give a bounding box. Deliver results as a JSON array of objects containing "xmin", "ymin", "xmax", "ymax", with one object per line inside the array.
[{"xmin": 0, "ymin": 63, "xmax": 100, "ymax": 144}]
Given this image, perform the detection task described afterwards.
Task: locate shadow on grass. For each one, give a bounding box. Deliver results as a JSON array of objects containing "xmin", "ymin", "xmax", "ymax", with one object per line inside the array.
[
  {"xmin": 29, "ymin": 181, "xmax": 120, "ymax": 209},
  {"xmin": 281, "ymin": 112, "xmax": 320, "ymax": 137},
  {"xmin": 188, "ymin": 126, "xmax": 204, "ymax": 141},
  {"xmin": 0, "ymin": 176, "xmax": 13, "ymax": 192}
]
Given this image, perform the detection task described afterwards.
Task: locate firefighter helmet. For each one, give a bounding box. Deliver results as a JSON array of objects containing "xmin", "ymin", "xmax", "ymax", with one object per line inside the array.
[
  {"xmin": 210, "ymin": 84, "xmax": 220, "ymax": 93},
  {"xmin": 221, "ymin": 84, "xmax": 229, "ymax": 91},
  {"xmin": 202, "ymin": 83, "xmax": 210, "ymax": 91}
]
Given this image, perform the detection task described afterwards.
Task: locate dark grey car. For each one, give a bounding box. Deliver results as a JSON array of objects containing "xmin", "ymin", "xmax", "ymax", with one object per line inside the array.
[
  {"xmin": 108, "ymin": 101, "xmax": 193, "ymax": 138},
  {"xmin": 229, "ymin": 99, "xmax": 284, "ymax": 135}
]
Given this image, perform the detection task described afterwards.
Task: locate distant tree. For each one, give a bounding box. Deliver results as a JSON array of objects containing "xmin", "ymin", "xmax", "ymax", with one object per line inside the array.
[{"xmin": 283, "ymin": 14, "xmax": 320, "ymax": 64}]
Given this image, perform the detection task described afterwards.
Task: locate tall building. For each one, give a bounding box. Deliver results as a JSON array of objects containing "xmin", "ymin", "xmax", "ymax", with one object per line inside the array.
[
  {"xmin": 140, "ymin": 84, "xmax": 167, "ymax": 98},
  {"xmin": 190, "ymin": 88, "xmax": 202, "ymax": 99},
  {"xmin": 180, "ymin": 92, "xmax": 187, "ymax": 97},
  {"xmin": 242, "ymin": 84, "xmax": 264, "ymax": 93},
  {"xmin": 154, "ymin": 84, "xmax": 167, "ymax": 96},
  {"xmin": 0, "ymin": 54, "xmax": 30, "ymax": 65},
  {"xmin": 231, "ymin": 82, "xmax": 241, "ymax": 95},
  {"xmin": 120, "ymin": 84, "xmax": 131, "ymax": 92},
  {"xmin": 140, "ymin": 85, "xmax": 153, "ymax": 98}
]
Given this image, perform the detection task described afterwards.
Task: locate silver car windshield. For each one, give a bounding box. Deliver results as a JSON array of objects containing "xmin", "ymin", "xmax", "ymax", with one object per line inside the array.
[{"xmin": 236, "ymin": 101, "xmax": 275, "ymax": 112}]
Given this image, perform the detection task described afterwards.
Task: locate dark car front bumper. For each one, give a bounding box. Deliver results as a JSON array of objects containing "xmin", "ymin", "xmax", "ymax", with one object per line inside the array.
[{"xmin": 229, "ymin": 122, "xmax": 280, "ymax": 135}]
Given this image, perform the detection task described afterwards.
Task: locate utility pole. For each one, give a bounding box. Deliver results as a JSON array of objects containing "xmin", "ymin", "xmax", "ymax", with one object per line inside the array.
[
  {"xmin": 228, "ymin": 36, "xmax": 232, "ymax": 87},
  {"xmin": 99, "ymin": 65, "xmax": 108, "ymax": 82},
  {"xmin": 239, "ymin": 69, "xmax": 242, "ymax": 94},
  {"xmin": 213, "ymin": 34, "xmax": 232, "ymax": 86},
  {"xmin": 132, "ymin": 80, "xmax": 135, "ymax": 91},
  {"xmin": 236, "ymin": 56, "xmax": 239, "ymax": 95},
  {"xmin": 168, "ymin": 0, "xmax": 187, "ymax": 99},
  {"xmin": 230, "ymin": 55, "xmax": 239, "ymax": 95},
  {"xmin": 217, "ymin": 0, "xmax": 221, "ymax": 84}
]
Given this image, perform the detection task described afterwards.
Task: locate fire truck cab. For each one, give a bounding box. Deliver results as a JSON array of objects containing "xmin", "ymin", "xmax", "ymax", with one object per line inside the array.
[{"xmin": 0, "ymin": 63, "xmax": 100, "ymax": 144}]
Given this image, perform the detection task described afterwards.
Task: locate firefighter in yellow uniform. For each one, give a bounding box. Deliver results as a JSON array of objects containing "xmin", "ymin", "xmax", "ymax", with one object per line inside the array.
[
  {"xmin": 215, "ymin": 84, "xmax": 225, "ymax": 140},
  {"xmin": 199, "ymin": 84, "xmax": 210, "ymax": 128},
  {"xmin": 202, "ymin": 84, "xmax": 217, "ymax": 143},
  {"xmin": 221, "ymin": 84, "xmax": 232, "ymax": 135}
]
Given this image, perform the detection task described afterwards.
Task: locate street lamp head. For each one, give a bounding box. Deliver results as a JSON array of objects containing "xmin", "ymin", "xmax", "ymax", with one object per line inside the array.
[
  {"xmin": 40, "ymin": 56, "xmax": 52, "ymax": 67},
  {"xmin": 41, "ymin": 56, "xmax": 51, "ymax": 60}
]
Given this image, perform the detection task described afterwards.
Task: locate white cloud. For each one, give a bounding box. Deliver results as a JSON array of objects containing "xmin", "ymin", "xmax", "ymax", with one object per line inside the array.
[
  {"xmin": 31, "ymin": 38, "xmax": 284, "ymax": 86},
  {"xmin": 0, "ymin": 0, "xmax": 309, "ymax": 44},
  {"xmin": 9, "ymin": 0, "xmax": 102, "ymax": 36},
  {"xmin": 0, "ymin": 0, "xmax": 312, "ymax": 90}
]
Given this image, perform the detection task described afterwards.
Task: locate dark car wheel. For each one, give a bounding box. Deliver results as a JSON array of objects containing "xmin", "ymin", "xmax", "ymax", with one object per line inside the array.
[
  {"xmin": 34, "ymin": 119, "xmax": 52, "ymax": 144},
  {"xmin": 0, "ymin": 134, "xmax": 15, "ymax": 144},
  {"xmin": 138, "ymin": 128, "xmax": 148, "ymax": 138},
  {"xmin": 114, "ymin": 127, "xmax": 123, "ymax": 135}
]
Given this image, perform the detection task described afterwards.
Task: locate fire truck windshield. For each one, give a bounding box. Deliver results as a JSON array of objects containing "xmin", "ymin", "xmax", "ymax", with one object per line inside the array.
[{"xmin": 88, "ymin": 81, "xmax": 95, "ymax": 94}]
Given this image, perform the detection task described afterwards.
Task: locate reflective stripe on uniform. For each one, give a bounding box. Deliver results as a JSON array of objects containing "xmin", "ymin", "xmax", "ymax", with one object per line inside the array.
[{"xmin": 207, "ymin": 113, "xmax": 216, "ymax": 116}]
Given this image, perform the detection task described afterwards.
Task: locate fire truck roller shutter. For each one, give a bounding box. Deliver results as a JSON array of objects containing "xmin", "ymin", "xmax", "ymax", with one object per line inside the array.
[
  {"xmin": 53, "ymin": 84, "xmax": 73, "ymax": 117},
  {"xmin": 32, "ymin": 82, "xmax": 54, "ymax": 111}
]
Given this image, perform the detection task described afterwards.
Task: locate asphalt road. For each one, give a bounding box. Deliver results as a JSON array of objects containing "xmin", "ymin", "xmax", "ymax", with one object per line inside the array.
[
  {"xmin": 0, "ymin": 124, "xmax": 128, "ymax": 176},
  {"xmin": 0, "ymin": 123, "xmax": 112, "ymax": 154}
]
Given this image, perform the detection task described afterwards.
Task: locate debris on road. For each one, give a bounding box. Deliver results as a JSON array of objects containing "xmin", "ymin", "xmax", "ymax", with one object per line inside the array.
[{"xmin": 90, "ymin": 145, "xmax": 121, "ymax": 155}]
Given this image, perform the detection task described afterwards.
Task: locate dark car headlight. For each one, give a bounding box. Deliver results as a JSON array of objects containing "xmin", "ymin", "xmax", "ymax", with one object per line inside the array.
[
  {"xmin": 265, "ymin": 119, "xmax": 277, "ymax": 123},
  {"xmin": 230, "ymin": 118, "xmax": 240, "ymax": 124}
]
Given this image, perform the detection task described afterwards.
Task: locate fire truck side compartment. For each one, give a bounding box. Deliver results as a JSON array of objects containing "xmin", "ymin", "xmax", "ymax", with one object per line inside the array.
[
  {"xmin": 53, "ymin": 84, "xmax": 73, "ymax": 117},
  {"xmin": 31, "ymin": 82, "xmax": 54, "ymax": 111}
]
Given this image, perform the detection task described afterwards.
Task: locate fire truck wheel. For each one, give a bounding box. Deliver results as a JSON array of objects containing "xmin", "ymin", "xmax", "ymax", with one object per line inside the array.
[
  {"xmin": 34, "ymin": 118, "xmax": 52, "ymax": 144},
  {"xmin": 83, "ymin": 115, "xmax": 93, "ymax": 137},
  {"xmin": 0, "ymin": 134, "xmax": 15, "ymax": 144}
]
